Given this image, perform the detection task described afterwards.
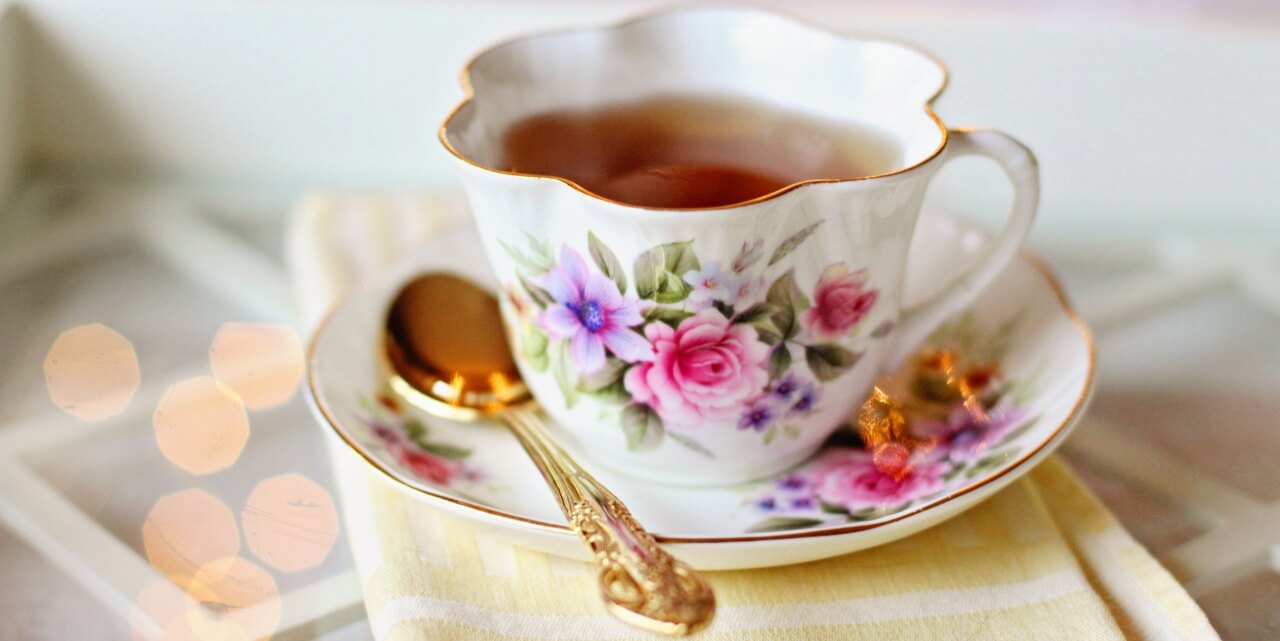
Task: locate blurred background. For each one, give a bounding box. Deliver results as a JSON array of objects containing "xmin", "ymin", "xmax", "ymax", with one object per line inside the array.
[{"xmin": 0, "ymin": 1, "xmax": 1276, "ymax": 639}]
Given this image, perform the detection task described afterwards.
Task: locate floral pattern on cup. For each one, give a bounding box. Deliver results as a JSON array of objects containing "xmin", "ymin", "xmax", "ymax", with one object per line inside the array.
[
  {"xmin": 355, "ymin": 392, "xmax": 483, "ymax": 489},
  {"xmin": 744, "ymin": 313, "xmax": 1039, "ymax": 533},
  {"xmin": 499, "ymin": 222, "xmax": 887, "ymax": 455}
]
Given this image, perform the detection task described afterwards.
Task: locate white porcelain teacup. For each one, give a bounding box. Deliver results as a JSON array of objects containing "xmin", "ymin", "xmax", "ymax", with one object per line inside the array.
[{"xmin": 440, "ymin": 6, "xmax": 1038, "ymax": 486}]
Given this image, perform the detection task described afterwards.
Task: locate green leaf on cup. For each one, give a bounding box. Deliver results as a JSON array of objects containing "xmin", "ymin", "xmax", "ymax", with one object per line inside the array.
[
  {"xmin": 633, "ymin": 240, "xmax": 700, "ymax": 300},
  {"xmin": 621, "ymin": 404, "xmax": 664, "ymax": 451},
  {"xmin": 763, "ymin": 425, "xmax": 779, "ymax": 445},
  {"xmin": 634, "ymin": 249, "xmax": 662, "ymax": 300},
  {"xmin": 499, "ymin": 238, "xmax": 553, "ymax": 275},
  {"xmin": 520, "ymin": 322, "xmax": 549, "ymax": 372},
  {"xmin": 767, "ymin": 301, "xmax": 794, "ymax": 341},
  {"xmin": 768, "ymin": 345, "xmax": 792, "ymax": 381},
  {"xmin": 805, "ymin": 343, "xmax": 862, "ymax": 381},
  {"xmin": 767, "ymin": 268, "xmax": 811, "ymax": 311},
  {"xmin": 577, "ymin": 356, "xmax": 627, "ymax": 393},
  {"xmin": 654, "ymin": 271, "xmax": 693, "ymax": 304},
  {"xmin": 767, "ymin": 220, "xmax": 823, "ymax": 267},
  {"xmin": 644, "ymin": 307, "xmax": 694, "ymax": 328},
  {"xmin": 766, "ymin": 269, "xmax": 810, "ymax": 339},
  {"xmin": 734, "ymin": 302, "xmax": 777, "ymax": 325},
  {"xmin": 661, "ymin": 240, "xmax": 700, "ymax": 275},
  {"xmin": 517, "ymin": 272, "xmax": 554, "ymax": 308},
  {"xmin": 588, "ymin": 380, "xmax": 630, "ymax": 405},
  {"xmin": 523, "ymin": 231, "xmax": 555, "ymax": 270},
  {"xmin": 752, "ymin": 325, "xmax": 783, "ymax": 346},
  {"xmin": 587, "ymin": 231, "xmax": 628, "ymax": 294},
  {"xmin": 548, "ymin": 339, "xmax": 579, "ymax": 409}
]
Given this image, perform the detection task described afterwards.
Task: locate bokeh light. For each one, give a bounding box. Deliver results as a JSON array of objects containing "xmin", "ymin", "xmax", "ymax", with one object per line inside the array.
[
  {"xmin": 241, "ymin": 473, "xmax": 339, "ymax": 572},
  {"xmin": 142, "ymin": 489, "xmax": 241, "ymax": 587},
  {"xmin": 187, "ymin": 556, "xmax": 282, "ymax": 641},
  {"xmin": 43, "ymin": 323, "xmax": 140, "ymax": 421},
  {"xmin": 131, "ymin": 578, "xmax": 190, "ymax": 641},
  {"xmin": 208, "ymin": 323, "xmax": 304, "ymax": 411},
  {"xmin": 132, "ymin": 576, "xmax": 254, "ymax": 641},
  {"xmin": 153, "ymin": 377, "xmax": 250, "ymax": 475}
]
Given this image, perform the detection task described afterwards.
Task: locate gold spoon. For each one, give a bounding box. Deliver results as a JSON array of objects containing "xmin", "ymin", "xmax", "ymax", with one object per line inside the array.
[{"xmin": 383, "ymin": 273, "xmax": 716, "ymax": 636}]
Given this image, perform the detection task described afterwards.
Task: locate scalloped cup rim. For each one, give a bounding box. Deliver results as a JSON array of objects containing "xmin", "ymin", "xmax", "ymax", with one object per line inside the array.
[{"xmin": 437, "ymin": 4, "xmax": 951, "ymax": 217}]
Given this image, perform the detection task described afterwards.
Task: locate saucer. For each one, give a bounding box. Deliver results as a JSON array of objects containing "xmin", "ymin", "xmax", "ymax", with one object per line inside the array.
[{"xmin": 306, "ymin": 208, "xmax": 1094, "ymax": 570}]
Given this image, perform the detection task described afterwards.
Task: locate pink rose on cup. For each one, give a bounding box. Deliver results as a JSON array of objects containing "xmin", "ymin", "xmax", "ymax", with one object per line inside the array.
[
  {"xmin": 803, "ymin": 263, "xmax": 878, "ymax": 339},
  {"xmin": 810, "ymin": 447, "xmax": 945, "ymax": 511},
  {"xmin": 624, "ymin": 309, "xmax": 770, "ymax": 427}
]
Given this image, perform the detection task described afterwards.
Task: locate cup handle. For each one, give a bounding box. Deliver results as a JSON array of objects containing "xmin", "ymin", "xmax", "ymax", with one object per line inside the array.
[{"xmin": 883, "ymin": 128, "xmax": 1040, "ymax": 369}]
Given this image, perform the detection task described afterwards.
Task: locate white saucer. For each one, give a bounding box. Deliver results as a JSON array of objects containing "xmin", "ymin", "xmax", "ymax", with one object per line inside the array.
[{"xmin": 306, "ymin": 208, "xmax": 1095, "ymax": 570}]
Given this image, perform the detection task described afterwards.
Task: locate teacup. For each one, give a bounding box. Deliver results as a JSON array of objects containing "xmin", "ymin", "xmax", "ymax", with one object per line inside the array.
[{"xmin": 440, "ymin": 6, "xmax": 1038, "ymax": 485}]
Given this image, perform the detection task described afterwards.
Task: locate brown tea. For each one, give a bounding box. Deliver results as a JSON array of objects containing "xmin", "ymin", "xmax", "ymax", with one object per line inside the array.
[{"xmin": 499, "ymin": 94, "xmax": 902, "ymax": 209}]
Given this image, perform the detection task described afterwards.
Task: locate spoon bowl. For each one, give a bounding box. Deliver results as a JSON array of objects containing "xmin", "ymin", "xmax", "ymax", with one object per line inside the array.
[{"xmin": 384, "ymin": 273, "xmax": 531, "ymax": 418}]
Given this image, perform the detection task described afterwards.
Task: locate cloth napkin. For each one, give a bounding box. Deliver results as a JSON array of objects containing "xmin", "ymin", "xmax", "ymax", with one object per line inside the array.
[{"xmin": 286, "ymin": 192, "xmax": 1219, "ymax": 641}]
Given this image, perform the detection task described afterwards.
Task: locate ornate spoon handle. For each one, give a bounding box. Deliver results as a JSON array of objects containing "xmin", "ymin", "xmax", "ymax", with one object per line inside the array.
[{"xmin": 499, "ymin": 408, "xmax": 716, "ymax": 636}]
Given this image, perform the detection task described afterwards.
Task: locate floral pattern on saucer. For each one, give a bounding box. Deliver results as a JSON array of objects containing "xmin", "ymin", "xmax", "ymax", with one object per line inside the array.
[
  {"xmin": 355, "ymin": 392, "xmax": 485, "ymax": 489},
  {"xmin": 309, "ymin": 211, "xmax": 1094, "ymax": 568},
  {"xmin": 498, "ymin": 224, "xmax": 891, "ymax": 454},
  {"xmin": 743, "ymin": 313, "xmax": 1039, "ymax": 533}
]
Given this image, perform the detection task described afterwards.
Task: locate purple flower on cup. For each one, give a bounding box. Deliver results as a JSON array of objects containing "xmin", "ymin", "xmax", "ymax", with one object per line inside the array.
[
  {"xmin": 539, "ymin": 246, "xmax": 649, "ymax": 373},
  {"xmin": 738, "ymin": 398, "xmax": 776, "ymax": 432},
  {"xmin": 790, "ymin": 383, "xmax": 818, "ymax": 414},
  {"xmin": 772, "ymin": 373, "xmax": 801, "ymax": 400},
  {"xmin": 777, "ymin": 474, "xmax": 809, "ymax": 491},
  {"xmin": 771, "ymin": 373, "xmax": 819, "ymax": 415}
]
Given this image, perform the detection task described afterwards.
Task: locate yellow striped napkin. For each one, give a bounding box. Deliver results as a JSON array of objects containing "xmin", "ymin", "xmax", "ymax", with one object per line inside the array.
[{"xmin": 289, "ymin": 193, "xmax": 1219, "ymax": 641}]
